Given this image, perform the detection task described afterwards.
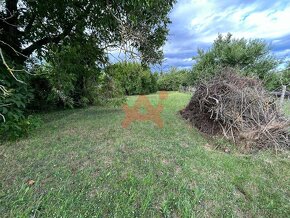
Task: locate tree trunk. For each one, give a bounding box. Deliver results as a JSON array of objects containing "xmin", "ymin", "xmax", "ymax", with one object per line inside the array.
[{"xmin": 1, "ymin": 0, "xmax": 24, "ymax": 63}]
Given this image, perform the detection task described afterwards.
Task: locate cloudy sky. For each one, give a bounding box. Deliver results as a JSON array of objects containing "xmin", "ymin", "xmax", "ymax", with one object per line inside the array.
[{"xmin": 161, "ymin": 0, "xmax": 290, "ymax": 71}]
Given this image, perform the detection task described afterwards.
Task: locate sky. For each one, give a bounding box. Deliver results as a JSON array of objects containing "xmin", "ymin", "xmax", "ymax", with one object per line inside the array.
[{"xmin": 161, "ymin": 0, "xmax": 290, "ymax": 71}]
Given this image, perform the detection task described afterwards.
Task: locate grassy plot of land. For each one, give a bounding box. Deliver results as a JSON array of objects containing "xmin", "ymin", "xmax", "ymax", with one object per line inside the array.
[{"xmin": 0, "ymin": 92, "xmax": 289, "ymax": 217}]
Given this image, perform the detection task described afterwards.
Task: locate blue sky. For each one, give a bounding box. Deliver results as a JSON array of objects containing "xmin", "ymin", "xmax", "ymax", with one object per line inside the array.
[{"xmin": 161, "ymin": 0, "xmax": 290, "ymax": 71}]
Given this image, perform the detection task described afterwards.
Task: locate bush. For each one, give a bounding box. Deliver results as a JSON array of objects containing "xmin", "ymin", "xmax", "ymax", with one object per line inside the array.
[
  {"xmin": 190, "ymin": 33, "xmax": 278, "ymax": 84},
  {"xmin": 28, "ymin": 43, "xmax": 103, "ymax": 110},
  {"xmin": 0, "ymin": 115, "xmax": 42, "ymax": 140},
  {"xmin": 105, "ymin": 62, "xmax": 158, "ymax": 95},
  {"xmin": 96, "ymin": 72, "xmax": 126, "ymax": 106},
  {"xmin": 264, "ymin": 67, "xmax": 290, "ymax": 91},
  {"xmin": 158, "ymin": 68, "xmax": 190, "ymax": 91},
  {"xmin": 0, "ymin": 57, "xmax": 37, "ymax": 140}
]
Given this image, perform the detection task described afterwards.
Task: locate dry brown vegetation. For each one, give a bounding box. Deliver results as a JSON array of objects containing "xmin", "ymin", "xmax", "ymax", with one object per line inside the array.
[{"xmin": 180, "ymin": 68, "xmax": 290, "ymax": 151}]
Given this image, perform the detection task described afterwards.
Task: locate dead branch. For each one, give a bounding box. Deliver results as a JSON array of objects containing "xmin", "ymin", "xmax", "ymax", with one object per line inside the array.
[
  {"xmin": 0, "ymin": 48, "xmax": 25, "ymax": 84},
  {"xmin": 180, "ymin": 68, "xmax": 290, "ymax": 150}
]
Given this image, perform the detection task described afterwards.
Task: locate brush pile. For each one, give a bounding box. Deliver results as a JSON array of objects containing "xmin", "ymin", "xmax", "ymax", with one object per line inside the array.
[{"xmin": 180, "ymin": 68, "xmax": 290, "ymax": 150}]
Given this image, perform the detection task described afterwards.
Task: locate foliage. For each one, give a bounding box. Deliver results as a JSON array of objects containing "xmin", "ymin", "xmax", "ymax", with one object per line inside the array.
[
  {"xmin": 105, "ymin": 62, "xmax": 158, "ymax": 95},
  {"xmin": 190, "ymin": 33, "xmax": 278, "ymax": 84},
  {"xmin": 1, "ymin": 0, "xmax": 175, "ymax": 139},
  {"xmin": 158, "ymin": 68, "xmax": 190, "ymax": 91},
  {"xmin": 264, "ymin": 67, "xmax": 290, "ymax": 91},
  {"xmin": 29, "ymin": 42, "xmax": 103, "ymax": 110},
  {"xmin": 1, "ymin": 0, "xmax": 175, "ymax": 65},
  {"xmin": 96, "ymin": 72, "xmax": 126, "ymax": 106},
  {"xmin": 0, "ymin": 56, "xmax": 36, "ymax": 140},
  {"xmin": 0, "ymin": 114, "xmax": 42, "ymax": 140}
]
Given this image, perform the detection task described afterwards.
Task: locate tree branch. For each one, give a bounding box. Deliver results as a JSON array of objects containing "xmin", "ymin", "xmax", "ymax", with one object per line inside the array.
[
  {"xmin": 22, "ymin": 25, "xmax": 74, "ymax": 56},
  {"xmin": 23, "ymin": 13, "xmax": 36, "ymax": 34},
  {"xmin": 0, "ymin": 40, "xmax": 27, "ymax": 58},
  {"xmin": 0, "ymin": 48, "xmax": 25, "ymax": 83}
]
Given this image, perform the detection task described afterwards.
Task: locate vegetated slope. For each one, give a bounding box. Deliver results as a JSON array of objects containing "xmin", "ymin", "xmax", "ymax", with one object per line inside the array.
[{"xmin": 0, "ymin": 92, "xmax": 289, "ymax": 217}]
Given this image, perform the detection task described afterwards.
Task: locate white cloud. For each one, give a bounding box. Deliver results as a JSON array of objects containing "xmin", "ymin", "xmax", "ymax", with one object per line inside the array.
[
  {"xmin": 162, "ymin": 0, "xmax": 290, "ymax": 70},
  {"xmin": 183, "ymin": 58, "xmax": 193, "ymax": 62},
  {"xmin": 175, "ymin": 0, "xmax": 290, "ymax": 43}
]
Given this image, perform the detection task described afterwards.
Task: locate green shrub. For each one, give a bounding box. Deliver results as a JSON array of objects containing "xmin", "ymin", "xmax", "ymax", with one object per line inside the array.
[
  {"xmin": 190, "ymin": 33, "xmax": 278, "ymax": 84},
  {"xmin": 0, "ymin": 58, "xmax": 38, "ymax": 140},
  {"xmin": 105, "ymin": 62, "xmax": 158, "ymax": 95},
  {"xmin": 158, "ymin": 68, "xmax": 190, "ymax": 91},
  {"xmin": 28, "ymin": 43, "xmax": 103, "ymax": 110},
  {"xmin": 264, "ymin": 68, "xmax": 290, "ymax": 91},
  {"xmin": 0, "ymin": 115, "xmax": 42, "ymax": 140},
  {"xmin": 96, "ymin": 72, "xmax": 126, "ymax": 106}
]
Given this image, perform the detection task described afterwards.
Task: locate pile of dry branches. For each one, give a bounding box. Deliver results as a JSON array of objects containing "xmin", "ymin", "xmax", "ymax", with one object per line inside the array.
[{"xmin": 180, "ymin": 68, "xmax": 290, "ymax": 150}]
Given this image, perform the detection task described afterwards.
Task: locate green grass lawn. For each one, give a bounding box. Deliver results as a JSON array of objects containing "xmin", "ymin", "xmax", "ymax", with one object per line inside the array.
[{"xmin": 1, "ymin": 92, "xmax": 290, "ymax": 217}]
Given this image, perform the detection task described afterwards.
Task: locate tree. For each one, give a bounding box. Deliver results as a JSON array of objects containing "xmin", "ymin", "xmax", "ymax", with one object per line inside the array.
[
  {"xmin": 158, "ymin": 67, "xmax": 190, "ymax": 91},
  {"xmin": 105, "ymin": 62, "xmax": 158, "ymax": 95},
  {"xmin": 264, "ymin": 66, "xmax": 290, "ymax": 91},
  {"xmin": 190, "ymin": 33, "xmax": 278, "ymax": 83},
  {"xmin": 0, "ymin": 0, "xmax": 176, "ymax": 64},
  {"xmin": 29, "ymin": 41, "xmax": 103, "ymax": 110},
  {"xmin": 0, "ymin": 0, "xmax": 175, "ymax": 139}
]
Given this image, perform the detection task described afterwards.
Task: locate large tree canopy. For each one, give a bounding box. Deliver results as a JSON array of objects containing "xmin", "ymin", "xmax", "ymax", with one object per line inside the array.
[
  {"xmin": 0, "ymin": 0, "xmax": 176, "ymax": 139},
  {"xmin": 0, "ymin": 0, "xmax": 176, "ymax": 64}
]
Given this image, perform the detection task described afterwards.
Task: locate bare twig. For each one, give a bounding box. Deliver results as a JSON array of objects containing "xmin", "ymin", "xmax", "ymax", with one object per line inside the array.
[
  {"xmin": 0, "ymin": 40, "xmax": 28, "ymax": 59},
  {"xmin": 0, "ymin": 48, "xmax": 25, "ymax": 84},
  {"xmin": 0, "ymin": 113, "xmax": 5, "ymax": 122}
]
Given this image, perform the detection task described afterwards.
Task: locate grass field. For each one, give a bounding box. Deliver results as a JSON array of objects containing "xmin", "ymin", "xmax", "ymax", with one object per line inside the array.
[{"xmin": 1, "ymin": 92, "xmax": 289, "ymax": 217}]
